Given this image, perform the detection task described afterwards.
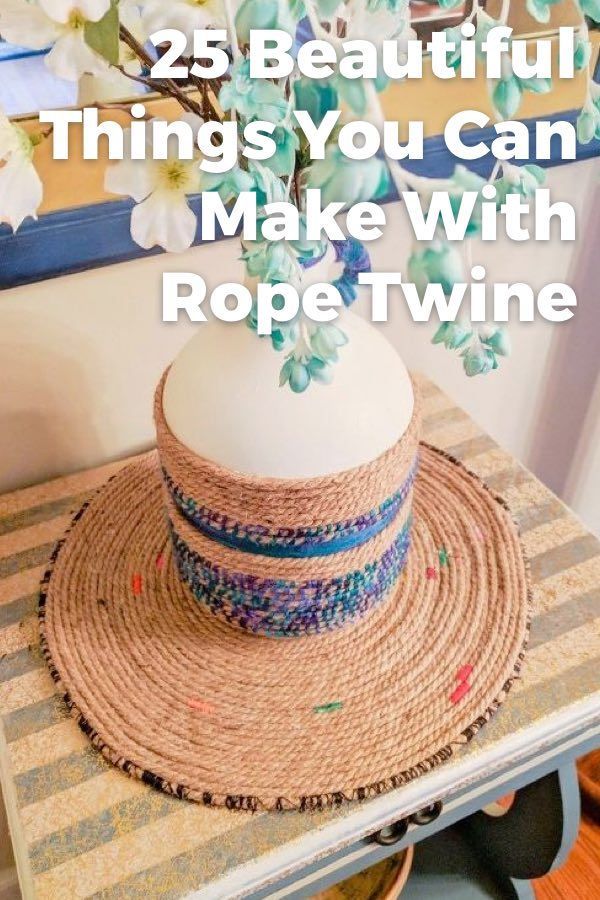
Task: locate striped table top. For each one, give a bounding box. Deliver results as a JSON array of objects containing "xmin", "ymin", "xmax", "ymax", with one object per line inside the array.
[{"xmin": 1, "ymin": 376, "xmax": 599, "ymax": 900}]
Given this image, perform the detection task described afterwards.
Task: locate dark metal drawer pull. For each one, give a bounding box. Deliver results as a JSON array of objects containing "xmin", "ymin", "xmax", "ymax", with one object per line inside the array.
[
  {"xmin": 372, "ymin": 818, "xmax": 409, "ymax": 845},
  {"xmin": 410, "ymin": 801, "xmax": 443, "ymax": 825}
]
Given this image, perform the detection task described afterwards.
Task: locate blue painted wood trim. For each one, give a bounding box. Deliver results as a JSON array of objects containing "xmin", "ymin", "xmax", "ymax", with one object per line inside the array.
[
  {"xmin": 1, "ymin": 107, "xmax": 599, "ymax": 290},
  {"xmin": 0, "ymin": 43, "xmax": 48, "ymax": 62}
]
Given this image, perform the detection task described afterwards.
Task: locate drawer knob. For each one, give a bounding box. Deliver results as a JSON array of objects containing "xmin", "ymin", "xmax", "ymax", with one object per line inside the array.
[
  {"xmin": 410, "ymin": 801, "xmax": 443, "ymax": 825},
  {"xmin": 372, "ymin": 818, "xmax": 409, "ymax": 845}
]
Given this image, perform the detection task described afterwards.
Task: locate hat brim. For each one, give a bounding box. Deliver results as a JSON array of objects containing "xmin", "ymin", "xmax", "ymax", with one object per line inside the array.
[{"xmin": 39, "ymin": 443, "xmax": 530, "ymax": 812}]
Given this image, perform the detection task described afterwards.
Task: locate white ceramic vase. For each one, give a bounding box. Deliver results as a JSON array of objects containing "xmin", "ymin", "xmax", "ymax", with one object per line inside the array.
[{"xmin": 163, "ymin": 246, "xmax": 414, "ymax": 478}]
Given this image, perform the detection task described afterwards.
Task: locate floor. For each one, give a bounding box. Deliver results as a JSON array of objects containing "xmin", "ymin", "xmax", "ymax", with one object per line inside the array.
[{"xmin": 534, "ymin": 814, "xmax": 600, "ymax": 898}]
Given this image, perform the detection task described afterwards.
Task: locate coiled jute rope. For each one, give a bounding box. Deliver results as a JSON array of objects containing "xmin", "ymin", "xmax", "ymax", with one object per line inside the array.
[
  {"xmin": 39, "ymin": 374, "xmax": 531, "ymax": 809},
  {"xmin": 155, "ymin": 372, "xmax": 420, "ymax": 637}
]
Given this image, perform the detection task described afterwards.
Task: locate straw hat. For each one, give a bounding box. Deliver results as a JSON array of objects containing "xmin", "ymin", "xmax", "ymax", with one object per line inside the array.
[{"xmin": 39, "ymin": 372, "xmax": 530, "ymax": 811}]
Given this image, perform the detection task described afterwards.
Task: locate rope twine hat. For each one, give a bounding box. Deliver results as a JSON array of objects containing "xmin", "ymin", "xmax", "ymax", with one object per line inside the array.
[
  {"xmin": 155, "ymin": 372, "xmax": 420, "ymax": 637},
  {"xmin": 39, "ymin": 371, "xmax": 531, "ymax": 811}
]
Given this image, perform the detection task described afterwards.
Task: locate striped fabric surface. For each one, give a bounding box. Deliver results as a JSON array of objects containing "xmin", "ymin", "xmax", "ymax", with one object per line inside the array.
[{"xmin": 1, "ymin": 376, "xmax": 599, "ymax": 900}]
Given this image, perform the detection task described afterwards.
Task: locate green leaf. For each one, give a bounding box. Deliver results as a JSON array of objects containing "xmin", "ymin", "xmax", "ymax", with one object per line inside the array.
[{"xmin": 84, "ymin": 0, "xmax": 119, "ymax": 66}]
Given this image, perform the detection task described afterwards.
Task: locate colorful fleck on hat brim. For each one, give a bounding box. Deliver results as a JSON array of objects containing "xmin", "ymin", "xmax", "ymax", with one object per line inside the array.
[{"xmin": 39, "ymin": 443, "xmax": 531, "ymax": 812}]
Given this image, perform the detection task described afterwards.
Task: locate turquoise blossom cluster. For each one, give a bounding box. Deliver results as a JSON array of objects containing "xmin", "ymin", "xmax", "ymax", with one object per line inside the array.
[
  {"xmin": 529, "ymin": 0, "xmax": 600, "ymax": 22},
  {"xmin": 490, "ymin": 71, "xmax": 552, "ymax": 120},
  {"xmin": 410, "ymin": 161, "xmax": 547, "ymax": 277},
  {"xmin": 279, "ymin": 323, "xmax": 349, "ymax": 393},
  {"xmin": 159, "ymin": 1, "xmax": 600, "ymax": 389},
  {"xmin": 444, "ymin": 13, "xmax": 555, "ymax": 119},
  {"xmin": 577, "ymin": 83, "xmax": 600, "ymax": 144},
  {"xmin": 246, "ymin": 238, "xmax": 372, "ymax": 393},
  {"xmin": 433, "ymin": 322, "xmax": 511, "ymax": 377},
  {"xmin": 209, "ymin": 0, "xmax": 598, "ymax": 391},
  {"xmin": 197, "ymin": 7, "xmax": 396, "ymax": 393},
  {"xmin": 407, "ymin": 160, "xmax": 547, "ymax": 376},
  {"xmin": 5, "ymin": 0, "xmax": 600, "ymax": 397}
]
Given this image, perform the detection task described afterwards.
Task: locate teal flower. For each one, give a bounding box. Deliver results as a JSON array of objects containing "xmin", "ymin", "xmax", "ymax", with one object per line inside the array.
[
  {"xmin": 310, "ymin": 323, "xmax": 348, "ymax": 363},
  {"xmin": 577, "ymin": 100, "xmax": 600, "ymax": 144},
  {"xmin": 294, "ymin": 79, "xmax": 338, "ymax": 127},
  {"xmin": 316, "ymin": 0, "xmax": 342, "ymax": 14},
  {"xmin": 200, "ymin": 161, "xmax": 287, "ymax": 206},
  {"xmin": 482, "ymin": 326, "xmax": 511, "ymax": 357},
  {"xmin": 433, "ymin": 321, "xmax": 472, "ymax": 351},
  {"xmin": 247, "ymin": 304, "xmax": 299, "ymax": 352},
  {"xmin": 432, "ymin": 321, "xmax": 510, "ymax": 377},
  {"xmin": 263, "ymin": 126, "xmax": 299, "ymax": 177},
  {"xmin": 526, "ymin": 0, "xmax": 562, "ymax": 24},
  {"xmin": 219, "ymin": 57, "xmax": 288, "ymax": 124},
  {"xmin": 574, "ymin": 28, "xmax": 591, "ymax": 71},
  {"xmin": 462, "ymin": 345, "xmax": 497, "ymax": 377},
  {"xmin": 490, "ymin": 73, "xmax": 522, "ymax": 118},
  {"xmin": 437, "ymin": 0, "xmax": 463, "ymax": 8},
  {"xmin": 252, "ymin": 213, "xmax": 326, "ymax": 264},
  {"xmin": 307, "ymin": 146, "xmax": 390, "ymax": 208},
  {"xmin": 280, "ymin": 358, "xmax": 311, "ymax": 393},
  {"xmin": 293, "ymin": 215, "xmax": 328, "ymax": 262},
  {"xmin": 448, "ymin": 165, "xmax": 487, "ymax": 236},
  {"xmin": 271, "ymin": 322, "xmax": 298, "ymax": 352},
  {"xmin": 580, "ymin": 0, "xmax": 600, "ymax": 23},
  {"xmin": 247, "ymin": 161, "xmax": 288, "ymax": 205},
  {"xmin": 366, "ymin": 0, "xmax": 406, "ymax": 10},
  {"xmin": 199, "ymin": 164, "xmax": 255, "ymax": 203},
  {"xmin": 494, "ymin": 163, "xmax": 545, "ymax": 205},
  {"xmin": 241, "ymin": 216, "xmax": 325, "ymax": 288},
  {"xmin": 279, "ymin": 343, "xmax": 339, "ymax": 394},
  {"xmin": 332, "ymin": 74, "xmax": 369, "ymax": 117},
  {"xmin": 517, "ymin": 76, "xmax": 552, "ymax": 95},
  {"xmin": 241, "ymin": 239, "xmax": 299, "ymax": 285},
  {"xmin": 235, "ymin": 0, "xmax": 302, "ymax": 42},
  {"xmin": 444, "ymin": 25, "xmax": 463, "ymax": 69},
  {"xmin": 307, "ymin": 356, "xmax": 334, "ymax": 384},
  {"xmin": 408, "ymin": 241, "xmax": 464, "ymax": 297}
]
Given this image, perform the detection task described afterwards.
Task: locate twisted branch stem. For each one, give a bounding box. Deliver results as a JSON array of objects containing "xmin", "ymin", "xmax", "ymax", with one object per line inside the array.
[{"xmin": 117, "ymin": 24, "xmax": 206, "ymax": 118}]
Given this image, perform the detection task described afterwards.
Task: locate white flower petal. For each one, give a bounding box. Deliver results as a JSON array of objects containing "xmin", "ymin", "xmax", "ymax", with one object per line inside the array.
[
  {"xmin": 77, "ymin": 0, "xmax": 111, "ymax": 21},
  {"xmin": 0, "ymin": 158, "xmax": 43, "ymax": 231},
  {"xmin": 141, "ymin": 0, "xmax": 225, "ymax": 50},
  {"xmin": 119, "ymin": 0, "xmax": 148, "ymax": 43},
  {"xmin": 39, "ymin": 0, "xmax": 109, "ymax": 24},
  {"xmin": 130, "ymin": 191, "xmax": 197, "ymax": 253},
  {"xmin": 45, "ymin": 30, "xmax": 108, "ymax": 80},
  {"xmin": 0, "ymin": 0, "xmax": 60, "ymax": 48},
  {"xmin": 105, "ymin": 156, "xmax": 155, "ymax": 203},
  {"xmin": 0, "ymin": 112, "xmax": 21, "ymax": 161}
]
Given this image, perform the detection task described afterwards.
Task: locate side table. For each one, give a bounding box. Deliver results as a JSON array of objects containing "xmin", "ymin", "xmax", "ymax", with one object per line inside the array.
[{"xmin": 1, "ymin": 375, "xmax": 599, "ymax": 899}]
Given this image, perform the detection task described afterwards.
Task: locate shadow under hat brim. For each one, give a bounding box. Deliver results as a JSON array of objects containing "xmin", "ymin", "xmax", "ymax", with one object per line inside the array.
[{"xmin": 39, "ymin": 443, "xmax": 531, "ymax": 812}]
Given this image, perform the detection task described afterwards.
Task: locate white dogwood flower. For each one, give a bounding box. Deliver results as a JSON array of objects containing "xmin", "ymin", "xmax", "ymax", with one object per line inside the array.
[
  {"xmin": 94, "ymin": 0, "xmax": 147, "ymax": 94},
  {"xmin": 105, "ymin": 118, "xmax": 202, "ymax": 253},
  {"xmin": 118, "ymin": 0, "xmax": 147, "ymax": 75},
  {"xmin": 141, "ymin": 0, "xmax": 226, "ymax": 49},
  {"xmin": 0, "ymin": 112, "xmax": 43, "ymax": 231},
  {"xmin": 0, "ymin": 0, "xmax": 110, "ymax": 81}
]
